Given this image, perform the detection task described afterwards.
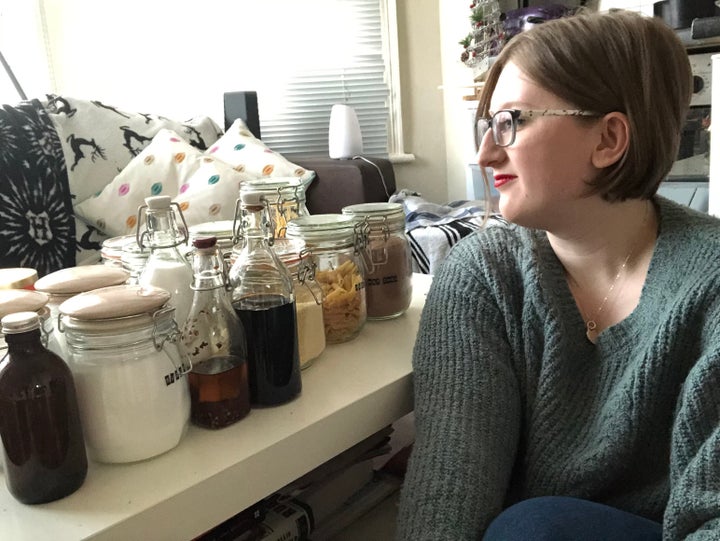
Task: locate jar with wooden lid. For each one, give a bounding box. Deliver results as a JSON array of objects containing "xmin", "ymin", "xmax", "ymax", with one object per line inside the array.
[
  {"xmin": 0, "ymin": 268, "xmax": 38, "ymax": 290},
  {"xmin": 342, "ymin": 202, "xmax": 412, "ymax": 319},
  {"xmin": 58, "ymin": 284, "xmax": 191, "ymax": 463},
  {"xmin": 0, "ymin": 289, "xmax": 61, "ymax": 356},
  {"xmin": 33, "ymin": 265, "xmax": 131, "ymax": 357},
  {"xmin": 274, "ymin": 239, "xmax": 326, "ymax": 369},
  {"xmin": 286, "ymin": 214, "xmax": 367, "ymax": 344}
]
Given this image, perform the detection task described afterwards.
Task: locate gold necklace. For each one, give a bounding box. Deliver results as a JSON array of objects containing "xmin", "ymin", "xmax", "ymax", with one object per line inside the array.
[{"xmin": 568, "ymin": 202, "xmax": 650, "ymax": 345}]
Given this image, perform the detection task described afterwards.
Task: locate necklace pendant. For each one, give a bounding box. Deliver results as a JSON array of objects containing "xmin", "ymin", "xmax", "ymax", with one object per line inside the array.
[{"xmin": 585, "ymin": 320, "xmax": 598, "ymax": 345}]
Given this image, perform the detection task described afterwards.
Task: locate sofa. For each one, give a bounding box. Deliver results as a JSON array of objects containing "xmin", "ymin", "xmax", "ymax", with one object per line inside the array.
[{"xmin": 0, "ymin": 93, "xmax": 396, "ymax": 277}]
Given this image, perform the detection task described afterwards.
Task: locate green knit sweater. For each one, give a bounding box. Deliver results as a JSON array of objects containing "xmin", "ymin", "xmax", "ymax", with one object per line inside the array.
[{"xmin": 396, "ymin": 197, "xmax": 720, "ymax": 540}]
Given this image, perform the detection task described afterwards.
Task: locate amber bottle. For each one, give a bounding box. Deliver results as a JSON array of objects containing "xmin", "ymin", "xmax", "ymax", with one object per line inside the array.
[{"xmin": 0, "ymin": 311, "xmax": 87, "ymax": 504}]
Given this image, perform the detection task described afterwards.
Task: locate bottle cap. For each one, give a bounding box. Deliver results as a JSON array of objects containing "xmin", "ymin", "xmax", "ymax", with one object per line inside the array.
[
  {"xmin": 192, "ymin": 236, "xmax": 218, "ymax": 249},
  {"xmin": 145, "ymin": 195, "xmax": 172, "ymax": 209},
  {"xmin": 1, "ymin": 311, "xmax": 41, "ymax": 334}
]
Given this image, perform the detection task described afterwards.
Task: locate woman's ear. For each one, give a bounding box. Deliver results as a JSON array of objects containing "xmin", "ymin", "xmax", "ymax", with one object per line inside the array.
[{"xmin": 591, "ymin": 112, "xmax": 629, "ymax": 168}]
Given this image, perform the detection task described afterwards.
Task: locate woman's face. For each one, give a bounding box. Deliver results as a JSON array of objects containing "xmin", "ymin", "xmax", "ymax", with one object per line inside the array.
[{"xmin": 478, "ymin": 61, "xmax": 602, "ymax": 230}]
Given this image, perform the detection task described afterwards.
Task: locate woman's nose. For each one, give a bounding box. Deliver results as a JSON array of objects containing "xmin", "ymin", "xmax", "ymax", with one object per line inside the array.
[{"xmin": 477, "ymin": 130, "xmax": 504, "ymax": 169}]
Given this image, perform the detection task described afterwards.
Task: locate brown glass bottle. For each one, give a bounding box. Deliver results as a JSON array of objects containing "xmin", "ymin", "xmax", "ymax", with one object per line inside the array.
[{"xmin": 0, "ymin": 311, "xmax": 88, "ymax": 504}]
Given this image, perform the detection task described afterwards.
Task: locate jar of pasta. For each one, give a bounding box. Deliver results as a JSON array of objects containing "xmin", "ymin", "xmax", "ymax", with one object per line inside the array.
[
  {"xmin": 286, "ymin": 214, "xmax": 366, "ymax": 344},
  {"xmin": 234, "ymin": 178, "xmax": 309, "ymax": 242},
  {"xmin": 275, "ymin": 239, "xmax": 326, "ymax": 368},
  {"xmin": 342, "ymin": 202, "xmax": 412, "ymax": 320}
]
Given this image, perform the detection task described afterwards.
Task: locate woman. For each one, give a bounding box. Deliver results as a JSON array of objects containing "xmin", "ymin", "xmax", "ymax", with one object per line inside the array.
[{"xmin": 396, "ymin": 9, "xmax": 720, "ymax": 541}]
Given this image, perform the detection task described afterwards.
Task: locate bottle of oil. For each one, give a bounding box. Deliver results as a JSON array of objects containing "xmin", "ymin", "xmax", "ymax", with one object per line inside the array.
[
  {"xmin": 0, "ymin": 311, "xmax": 87, "ymax": 504},
  {"xmin": 182, "ymin": 236, "xmax": 250, "ymax": 428},
  {"xmin": 228, "ymin": 191, "xmax": 301, "ymax": 406}
]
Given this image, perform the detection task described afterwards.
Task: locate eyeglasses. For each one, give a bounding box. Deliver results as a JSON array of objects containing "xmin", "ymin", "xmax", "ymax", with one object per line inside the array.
[{"xmin": 476, "ymin": 109, "xmax": 602, "ymax": 148}]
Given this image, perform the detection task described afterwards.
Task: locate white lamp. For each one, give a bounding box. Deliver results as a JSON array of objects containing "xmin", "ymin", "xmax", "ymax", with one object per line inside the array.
[{"xmin": 328, "ymin": 104, "xmax": 363, "ymax": 159}]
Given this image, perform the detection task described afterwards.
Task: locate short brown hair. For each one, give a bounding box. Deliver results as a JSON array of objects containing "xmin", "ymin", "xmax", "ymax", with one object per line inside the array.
[{"xmin": 478, "ymin": 10, "xmax": 692, "ymax": 201}]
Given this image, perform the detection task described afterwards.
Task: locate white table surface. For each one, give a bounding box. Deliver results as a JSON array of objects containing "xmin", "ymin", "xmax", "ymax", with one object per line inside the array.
[{"xmin": 0, "ymin": 273, "xmax": 432, "ymax": 541}]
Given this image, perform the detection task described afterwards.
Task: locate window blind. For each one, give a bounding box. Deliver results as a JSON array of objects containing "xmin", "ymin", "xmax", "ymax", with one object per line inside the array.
[{"xmin": 256, "ymin": 0, "xmax": 390, "ymax": 159}]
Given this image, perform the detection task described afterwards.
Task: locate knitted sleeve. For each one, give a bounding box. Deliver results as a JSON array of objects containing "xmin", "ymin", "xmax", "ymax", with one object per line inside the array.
[
  {"xmin": 664, "ymin": 292, "xmax": 720, "ymax": 540},
  {"xmin": 395, "ymin": 234, "xmax": 522, "ymax": 540}
]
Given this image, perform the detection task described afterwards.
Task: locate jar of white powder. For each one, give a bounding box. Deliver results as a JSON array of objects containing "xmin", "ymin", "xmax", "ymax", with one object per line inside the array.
[
  {"xmin": 275, "ymin": 239, "xmax": 326, "ymax": 369},
  {"xmin": 59, "ymin": 284, "xmax": 191, "ymax": 464}
]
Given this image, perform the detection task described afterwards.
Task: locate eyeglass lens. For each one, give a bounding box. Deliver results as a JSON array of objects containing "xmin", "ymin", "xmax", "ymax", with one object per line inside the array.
[{"xmin": 476, "ymin": 110, "xmax": 515, "ymax": 148}]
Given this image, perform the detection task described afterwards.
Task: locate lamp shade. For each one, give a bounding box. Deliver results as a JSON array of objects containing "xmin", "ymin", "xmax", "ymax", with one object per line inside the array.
[{"xmin": 328, "ymin": 104, "xmax": 363, "ymax": 159}]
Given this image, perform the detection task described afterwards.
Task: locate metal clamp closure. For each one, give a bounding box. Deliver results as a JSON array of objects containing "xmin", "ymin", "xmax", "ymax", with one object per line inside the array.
[{"xmin": 152, "ymin": 307, "xmax": 192, "ymax": 374}]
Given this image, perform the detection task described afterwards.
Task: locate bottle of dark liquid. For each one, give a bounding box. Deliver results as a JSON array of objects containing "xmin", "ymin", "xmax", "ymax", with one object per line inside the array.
[
  {"xmin": 229, "ymin": 190, "xmax": 301, "ymax": 406},
  {"xmin": 181, "ymin": 236, "xmax": 251, "ymax": 429},
  {"xmin": 0, "ymin": 311, "xmax": 87, "ymax": 504}
]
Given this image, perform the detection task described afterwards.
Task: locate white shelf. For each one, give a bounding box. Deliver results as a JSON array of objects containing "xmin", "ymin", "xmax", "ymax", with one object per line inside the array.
[{"xmin": 0, "ymin": 273, "xmax": 432, "ymax": 541}]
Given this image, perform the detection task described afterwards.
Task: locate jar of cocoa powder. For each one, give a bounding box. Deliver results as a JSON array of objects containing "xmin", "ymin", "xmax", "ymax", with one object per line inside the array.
[{"xmin": 342, "ymin": 202, "xmax": 412, "ymax": 320}]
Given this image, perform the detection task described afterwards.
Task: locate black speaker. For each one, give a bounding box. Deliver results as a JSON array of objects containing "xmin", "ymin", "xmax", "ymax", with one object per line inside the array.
[{"xmin": 223, "ymin": 91, "xmax": 261, "ymax": 139}]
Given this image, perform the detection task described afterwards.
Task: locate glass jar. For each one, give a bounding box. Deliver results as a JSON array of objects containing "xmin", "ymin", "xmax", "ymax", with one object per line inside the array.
[
  {"xmin": 188, "ymin": 220, "xmax": 236, "ymax": 262},
  {"xmin": 0, "ymin": 311, "xmax": 88, "ymax": 504},
  {"xmin": 121, "ymin": 239, "xmax": 151, "ymax": 285},
  {"xmin": 342, "ymin": 202, "xmax": 413, "ymax": 319},
  {"xmin": 58, "ymin": 284, "xmax": 191, "ymax": 463},
  {"xmin": 101, "ymin": 235, "xmax": 135, "ymax": 268},
  {"xmin": 275, "ymin": 239, "xmax": 326, "ymax": 369},
  {"xmin": 33, "ymin": 265, "xmax": 131, "ymax": 358},
  {"xmin": 234, "ymin": 178, "xmax": 309, "ymax": 242},
  {"xmin": 286, "ymin": 214, "xmax": 367, "ymax": 344}
]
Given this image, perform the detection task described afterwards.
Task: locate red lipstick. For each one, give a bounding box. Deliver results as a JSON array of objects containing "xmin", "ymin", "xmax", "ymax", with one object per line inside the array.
[{"xmin": 493, "ymin": 174, "xmax": 516, "ymax": 188}]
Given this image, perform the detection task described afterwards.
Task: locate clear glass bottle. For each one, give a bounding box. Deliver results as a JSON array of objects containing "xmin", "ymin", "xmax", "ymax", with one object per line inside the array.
[
  {"xmin": 59, "ymin": 284, "xmax": 191, "ymax": 463},
  {"xmin": 137, "ymin": 195, "xmax": 194, "ymax": 327},
  {"xmin": 182, "ymin": 236, "xmax": 250, "ymax": 429},
  {"xmin": 342, "ymin": 202, "xmax": 413, "ymax": 319},
  {"xmin": 228, "ymin": 191, "xmax": 301, "ymax": 406},
  {"xmin": 286, "ymin": 214, "xmax": 367, "ymax": 344},
  {"xmin": 0, "ymin": 311, "xmax": 87, "ymax": 504},
  {"xmin": 235, "ymin": 178, "xmax": 310, "ymax": 242}
]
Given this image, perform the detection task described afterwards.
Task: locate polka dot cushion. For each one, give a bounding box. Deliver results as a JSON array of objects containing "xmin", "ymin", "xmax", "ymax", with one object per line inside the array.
[
  {"xmin": 208, "ymin": 119, "xmax": 315, "ymax": 187},
  {"xmin": 75, "ymin": 129, "xmax": 253, "ymax": 237}
]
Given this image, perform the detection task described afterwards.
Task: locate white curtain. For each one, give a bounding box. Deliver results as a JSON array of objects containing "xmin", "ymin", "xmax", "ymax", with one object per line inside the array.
[{"xmin": 0, "ymin": 1, "xmax": 51, "ymax": 105}]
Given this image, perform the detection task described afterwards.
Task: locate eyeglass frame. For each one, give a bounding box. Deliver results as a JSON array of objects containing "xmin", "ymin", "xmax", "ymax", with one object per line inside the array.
[{"xmin": 476, "ymin": 108, "xmax": 603, "ymax": 148}]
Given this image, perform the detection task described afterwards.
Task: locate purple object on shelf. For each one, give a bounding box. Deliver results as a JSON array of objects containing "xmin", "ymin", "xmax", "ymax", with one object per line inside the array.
[{"xmin": 503, "ymin": 4, "xmax": 576, "ymax": 41}]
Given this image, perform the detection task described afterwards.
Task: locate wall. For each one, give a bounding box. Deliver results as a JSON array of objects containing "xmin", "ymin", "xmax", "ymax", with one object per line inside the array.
[{"xmin": 393, "ymin": 0, "xmax": 447, "ymax": 204}]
